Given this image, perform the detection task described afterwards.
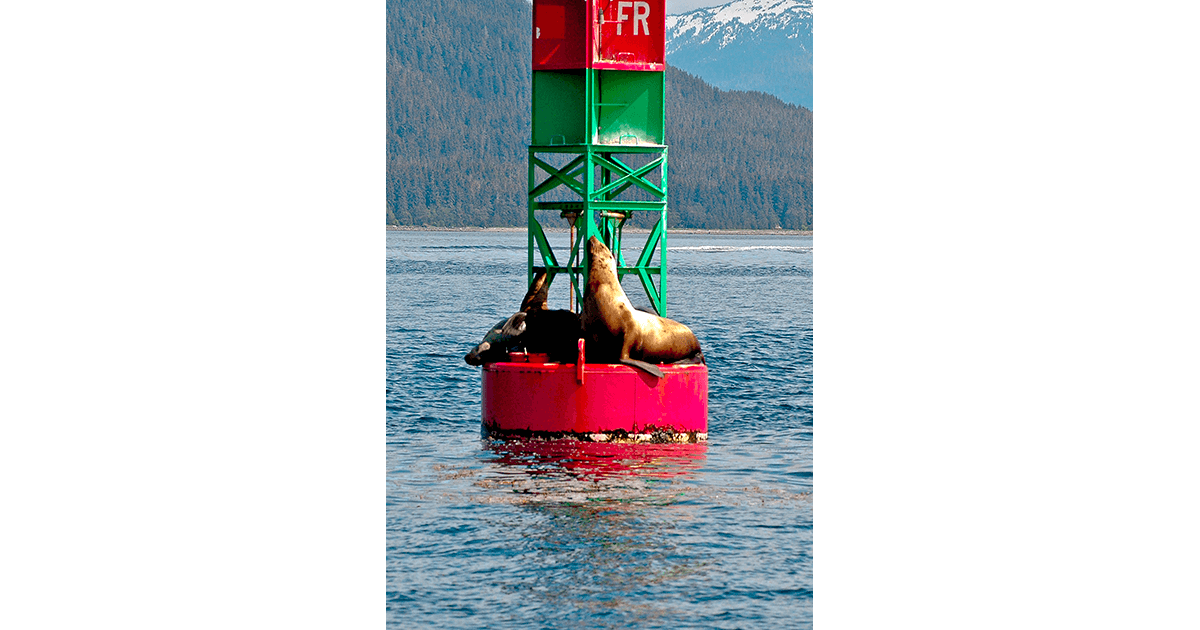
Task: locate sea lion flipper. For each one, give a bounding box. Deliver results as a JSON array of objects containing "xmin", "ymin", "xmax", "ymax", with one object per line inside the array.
[
  {"xmin": 670, "ymin": 349, "xmax": 705, "ymax": 365},
  {"xmin": 620, "ymin": 358, "xmax": 664, "ymax": 379},
  {"xmin": 519, "ymin": 270, "xmax": 551, "ymax": 312},
  {"xmin": 499, "ymin": 311, "xmax": 527, "ymax": 337}
]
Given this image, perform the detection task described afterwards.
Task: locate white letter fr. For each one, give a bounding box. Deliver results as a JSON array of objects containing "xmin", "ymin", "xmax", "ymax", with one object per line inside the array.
[
  {"xmin": 616, "ymin": 2, "xmax": 633, "ymax": 35},
  {"xmin": 634, "ymin": 1, "xmax": 650, "ymax": 36}
]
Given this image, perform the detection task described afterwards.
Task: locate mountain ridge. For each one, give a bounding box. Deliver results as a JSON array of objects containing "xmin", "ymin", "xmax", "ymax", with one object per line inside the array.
[{"xmin": 666, "ymin": 0, "xmax": 812, "ymax": 108}]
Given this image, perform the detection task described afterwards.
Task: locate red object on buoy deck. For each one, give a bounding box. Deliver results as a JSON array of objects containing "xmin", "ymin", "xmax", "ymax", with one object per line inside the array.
[{"xmin": 482, "ymin": 344, "xmax": 707, "ymax": 443}]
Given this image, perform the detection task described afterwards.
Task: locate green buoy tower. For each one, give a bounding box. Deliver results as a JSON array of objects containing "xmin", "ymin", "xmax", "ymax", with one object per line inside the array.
[{"xmin": 528, "ymin": 0, "xmax": 670, "ymax": 315}]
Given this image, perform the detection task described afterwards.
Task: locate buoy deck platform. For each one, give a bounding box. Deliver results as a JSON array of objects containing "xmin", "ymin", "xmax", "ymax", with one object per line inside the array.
[{"xmin": 482, "ymin": 351, "xmax": 708, "ymax": 443}]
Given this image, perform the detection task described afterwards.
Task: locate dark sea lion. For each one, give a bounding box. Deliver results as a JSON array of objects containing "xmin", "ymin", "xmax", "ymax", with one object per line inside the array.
[
  {"xmin": 502, "ymin": 308, "xmax": 581, "ymax": 362},
  {"xmin": 581, "ymin": 236, "xmax": 704, "ymax": 378},
  {"xmin": 464, "ymin": 270, "xmax": 581, "ymax": 365},
  {"xmin": 463, "ymin": 313, "xmax": 525, "ymax": 365}
]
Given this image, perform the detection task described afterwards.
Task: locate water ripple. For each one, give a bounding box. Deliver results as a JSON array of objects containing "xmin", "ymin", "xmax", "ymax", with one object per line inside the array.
[{"xmin": 388, "ymin": 231, "xmax": 812, "ymax": 629}]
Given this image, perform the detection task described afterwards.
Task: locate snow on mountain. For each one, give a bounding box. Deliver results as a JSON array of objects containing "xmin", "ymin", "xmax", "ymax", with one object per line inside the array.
[
  {"xmin": 666, "ymin": 0, "xmax": 812, "ymax": 108},
  {"xmin": 667, "ymin": 0, "xmax": 812, "ymax": 47}
]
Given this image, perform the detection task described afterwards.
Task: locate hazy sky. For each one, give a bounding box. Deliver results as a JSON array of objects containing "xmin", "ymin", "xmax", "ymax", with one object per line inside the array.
[{"xmin": 666, "ymin": 0, "xmax": 728, "ymax": 14}]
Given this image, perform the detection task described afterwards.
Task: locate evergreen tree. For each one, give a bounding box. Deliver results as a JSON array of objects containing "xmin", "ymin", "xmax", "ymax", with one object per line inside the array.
[{"xmin": 386, "ymin": 0, "xmax": 812, "ymax": 230}]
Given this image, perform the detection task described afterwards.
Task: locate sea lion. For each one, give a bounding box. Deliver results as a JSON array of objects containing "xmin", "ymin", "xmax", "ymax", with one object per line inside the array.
[
  {"xmin": 463, "ymin": 313, "xmax": 526, "ymax": 365},
  {"xmin": 464, "ymin": 270, "xmax": 581, "ymax": 365},
  {"xmin": 581, "ymin": 236, "xmax": 704, "ymax": 378}
]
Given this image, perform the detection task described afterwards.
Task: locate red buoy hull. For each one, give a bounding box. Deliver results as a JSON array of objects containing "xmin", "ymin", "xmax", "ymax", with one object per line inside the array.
[{"xmin": 482, "ymin": 361, "xmax": 708, "ymax": 442}]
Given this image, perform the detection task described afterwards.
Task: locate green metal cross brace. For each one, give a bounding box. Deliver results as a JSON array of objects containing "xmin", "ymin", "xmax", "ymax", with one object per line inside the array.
[
  {"xmin": 592, "ymin": 154, "xmax": 666, "ymax": 200},
  {"xmin": 530, "ymin": 155, "xmax": 587, "ymax": 199}
]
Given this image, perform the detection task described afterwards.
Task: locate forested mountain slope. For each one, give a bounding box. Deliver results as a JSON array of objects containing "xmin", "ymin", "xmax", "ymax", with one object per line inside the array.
[{"xmin": 387, "ymin": 0, "xmax": 811, "ymax": 230}]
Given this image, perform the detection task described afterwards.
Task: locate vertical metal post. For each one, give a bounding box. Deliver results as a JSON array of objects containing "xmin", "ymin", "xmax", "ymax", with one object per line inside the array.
[
  {"xmin": 563, "ymin": 211, "xmax": 577, "ymax": 312},
  {"xmin": 527, "ymin": 148, "xmax": 535, "ymax": 288},
  {"xmin": 569, "ymin": 219, "xmax": 575, "ymax": 312},
  {"xmin": 660, "ymin": 145, "xmax": 668, "ymax": 316},
  {"xmin": 583, "ymin": 144, "xmax": 594, "ymax": 294}
]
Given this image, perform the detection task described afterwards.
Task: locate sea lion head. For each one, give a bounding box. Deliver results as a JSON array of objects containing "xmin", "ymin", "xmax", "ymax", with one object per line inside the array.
[
  {"xmin": 463, "ymin": 342, "xmax": 491, "ymax": 366},
  {"xmin": 463, "ymin": 312, "xmax": 526, "ymax": 365},
  {"xmin": 586, "ymin": 236, "xmax": 617, "ymax": 282}
]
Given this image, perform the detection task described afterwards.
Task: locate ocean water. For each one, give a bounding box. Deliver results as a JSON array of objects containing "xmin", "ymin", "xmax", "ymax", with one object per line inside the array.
[{"xmin": 387, "ymin": 230, "xmax": 813, "ymax": 629}]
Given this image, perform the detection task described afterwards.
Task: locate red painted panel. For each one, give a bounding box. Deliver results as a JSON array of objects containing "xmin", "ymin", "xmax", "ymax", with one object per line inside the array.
[
  {"xmin": 482, "ymin": 362, "xmax": 708, "ymax": 434},
  {"xmin": 532, "ymin": 0, "xmax": 665, "ymax": 71},
  {"xmin": 595, "ymin": 0, "xmax": 665, "ymax": 69},
  {"xmin": 532, "ymin": 0, "xmax": 587, "ymax": 70}
]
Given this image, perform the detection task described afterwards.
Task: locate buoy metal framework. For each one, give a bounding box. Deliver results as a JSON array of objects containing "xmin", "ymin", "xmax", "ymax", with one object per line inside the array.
[
  {"xmin": 528, "ymin": 0, "xmax": 669, "ymax": 313},
  {"xmin": 483, "ymin": 0, "xmax": 708, "ymax": 442}
]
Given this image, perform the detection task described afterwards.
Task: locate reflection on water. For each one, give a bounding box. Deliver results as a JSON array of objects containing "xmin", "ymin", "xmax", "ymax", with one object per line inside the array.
[
  {"xmin": 472, "ymin": 439, "xmax": 713, "ymax": 626},
  {"xmin": 479, "ymin": 438, "xmax": 708, "ymax": 499}
]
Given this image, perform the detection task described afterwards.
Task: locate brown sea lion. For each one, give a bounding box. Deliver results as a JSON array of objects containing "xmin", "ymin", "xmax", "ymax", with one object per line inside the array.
[
  {"xmin": 581, "ymin": 236, "xmax": 704, "ymax": 378},
  {"xmin": 464, "ymin": 270, "xmax": 581, "ymax": 365}
]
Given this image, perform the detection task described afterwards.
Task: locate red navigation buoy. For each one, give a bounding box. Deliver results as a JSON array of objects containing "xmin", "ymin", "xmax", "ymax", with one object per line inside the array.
[
  {"xmin": 480, "ymin": 0, "xmax": 707, "ymax": 442},
  {"xmin": 484, "ymin": 341, "xmax": 706, "ymax": 442}
]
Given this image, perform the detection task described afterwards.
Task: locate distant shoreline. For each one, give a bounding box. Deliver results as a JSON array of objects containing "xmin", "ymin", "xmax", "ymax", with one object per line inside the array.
[{"xmin": 386, "ymin": 225, "xmax": 812, "ymax": 237}]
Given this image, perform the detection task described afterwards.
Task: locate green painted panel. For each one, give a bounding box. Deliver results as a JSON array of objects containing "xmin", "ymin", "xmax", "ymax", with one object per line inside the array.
[
  {"xmin": 595, "ymin": 70, "xmax": 664, "ymax": 146},
  {"xmin": 532, "ymin": 70, "xmax": 586, "ymax": 145}
]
